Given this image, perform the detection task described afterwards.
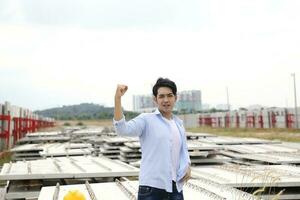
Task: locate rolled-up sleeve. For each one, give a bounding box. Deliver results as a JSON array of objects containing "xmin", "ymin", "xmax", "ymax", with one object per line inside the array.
[{"xmin": 113, "ymin": 114, "xmax": 145, "ymax": 137}]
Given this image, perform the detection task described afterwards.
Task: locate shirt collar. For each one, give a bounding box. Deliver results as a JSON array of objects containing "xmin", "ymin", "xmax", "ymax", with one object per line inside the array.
[
  {"xmin": 153, "ymin": 108, "xmax": 184, "ymax": 126},
  {"xmin": 154, "ymin": 108, "xmax": 174, "ymax": 120},
  {"xmin": 154, "ymin": 108, "xmax": 161, "ymax": 115},
  {"xmin": 154, "ymin": 109, "xmax": 184, "ymax": 127}
]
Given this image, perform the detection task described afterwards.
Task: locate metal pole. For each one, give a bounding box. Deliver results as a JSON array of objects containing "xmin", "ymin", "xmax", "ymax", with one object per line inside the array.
[
  {"xmin": 226, "ymin": 86, "xmax": 230, "ymax": 111},
  {"xmin": 292, "ymin": 73, "xmax": 299, "ymax": 129}
]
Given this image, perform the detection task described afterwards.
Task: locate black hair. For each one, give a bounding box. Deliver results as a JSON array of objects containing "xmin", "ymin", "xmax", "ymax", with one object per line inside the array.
[{"xmin": 152, "ymin": 78, "xmax": 177, "ymax": 97}]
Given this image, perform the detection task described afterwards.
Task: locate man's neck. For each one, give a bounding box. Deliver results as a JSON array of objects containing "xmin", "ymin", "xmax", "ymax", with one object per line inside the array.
[{"xmin": 161, "ymin": 112, "xmax": 172, "ymax": 120}]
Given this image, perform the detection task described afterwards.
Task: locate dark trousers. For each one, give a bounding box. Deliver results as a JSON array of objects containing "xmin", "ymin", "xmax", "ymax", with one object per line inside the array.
[{"xmin": 138, "ymin": 181, "xmax": 184, "ymax": 200}]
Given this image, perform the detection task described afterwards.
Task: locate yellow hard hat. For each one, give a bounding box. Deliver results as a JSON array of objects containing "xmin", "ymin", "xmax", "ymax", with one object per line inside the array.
[{"xmin": 63, "ymin": 190, "xmax": 86, "ymax": 200}]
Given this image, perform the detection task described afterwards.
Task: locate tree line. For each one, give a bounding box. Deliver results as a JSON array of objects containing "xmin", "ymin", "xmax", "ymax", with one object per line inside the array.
[{"xmin": 34, "ymin": 103, "xmax": 139, "ymax": 120}]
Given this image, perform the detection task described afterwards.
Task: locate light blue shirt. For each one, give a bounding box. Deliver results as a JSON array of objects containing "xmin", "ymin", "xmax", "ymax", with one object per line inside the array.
[{"xmin": 113, "ymin": 109, "xmax": 191, "ymax": 192}]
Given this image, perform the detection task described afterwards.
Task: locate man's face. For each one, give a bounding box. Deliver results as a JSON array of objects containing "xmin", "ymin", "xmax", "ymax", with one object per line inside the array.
[{"xmin": 154, "ymin": 87, "xmax": 177, "ymax": 116}]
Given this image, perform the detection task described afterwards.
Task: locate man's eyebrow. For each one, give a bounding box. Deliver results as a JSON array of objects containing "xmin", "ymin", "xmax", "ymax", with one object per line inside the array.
[{"xmin": 158, "ymin": 93, "xmax": 174, "ymax": 96}]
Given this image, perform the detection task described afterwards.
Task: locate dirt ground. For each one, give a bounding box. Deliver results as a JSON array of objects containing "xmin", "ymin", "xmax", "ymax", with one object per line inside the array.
[{"xmin": 38, "ymin": 119, "xmax": 113, "ymax": 132}]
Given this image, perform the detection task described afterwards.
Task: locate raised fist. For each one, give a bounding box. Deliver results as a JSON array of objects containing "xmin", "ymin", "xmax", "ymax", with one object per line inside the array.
[{"xmin": 115, "ymin": 84, "xmax": 128, "ymax": 98}]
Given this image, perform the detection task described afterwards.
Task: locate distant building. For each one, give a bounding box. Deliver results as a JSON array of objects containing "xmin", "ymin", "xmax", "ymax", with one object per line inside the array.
[
  {"xmin": 133, "ymin": 95, "xmax": 155, "ymax": 113},
  {"xmin": 133, "ymin": 90, "xmax": 202, "ymax": 113},
  {"xmin": 176, "ymin": 90, "xmax": 202, "ymax": 113}
]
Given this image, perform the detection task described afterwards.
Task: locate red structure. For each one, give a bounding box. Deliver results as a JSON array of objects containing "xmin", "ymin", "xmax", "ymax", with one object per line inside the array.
[
  {"xmin": 258, "ymin": 114, "xmax": 264, "ymax": 128},
  {"xmin": 286, "ymin": 113, "xmax": 294, "ymax": 129},
  {"xmin": 0, "ymin": 115, "xmax": 11, "ymax": 149},
  {"xmin": 12, "ymin": 117, "xmax": 21, "ymax": 145},
  {"xmin": 204, "ymin": 117, "xmax": 212, "ymax": 126},
  {"xmin": 197, "ymin": 109, "xmax": 298, "ymax": 130},
  {"xmin": 225, "ymin": 114, "xmax": 230, "ymax": 128},
  {"xmin": 246, "ymin": 115, "xmax": 255, "ymax": 128},
  {"xmin": 199, "ymin": 116, "xmax": 213, "ymax": 127},
  {"xmin": 211, "ymin": 117, "xmax": 217, "ymax": 127},
  {"xmin": 236, "ymin": 113, "xmax": 240, "ymax": 128},
  {"xmin": 1, "ymin": 115, "xmax": 55, "ymax": 149},
  {"xmin": 271, "ymin": 112, "xmax": 277, "ymax": 128}
]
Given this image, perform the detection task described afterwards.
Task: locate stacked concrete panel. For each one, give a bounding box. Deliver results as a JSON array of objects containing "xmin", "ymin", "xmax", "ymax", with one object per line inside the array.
[
  {"xmin": 119, "ymin": 142, "xmax": 141, "ymax": 164},
  {"xmin": 40, "ymin": 143, "xmax": 94, "ymax": 157},
  {"xmin": 100, "ymin": 137, "xmax": 138, "ymax": 159},
  {"xmin": 187, "ymin": 141, "xmax": 231, "ymax": 164},
  {"xmin": 17, "ymin": 131, "xmax": 70, "ymax": 144},
  {"xmin": 10, "ymin": 142, "xmax": 94, "ymax": 160},
  {"xmin": 86, "ymin": 137, "xmax": 106, "ymax": 156},
  {"xmin": 11, "ymin": 143, "xmax": 45, "ymax": 161},
  {"xmin": 69, "ymin": 127, "xmax": 104, "ymax": 140}
]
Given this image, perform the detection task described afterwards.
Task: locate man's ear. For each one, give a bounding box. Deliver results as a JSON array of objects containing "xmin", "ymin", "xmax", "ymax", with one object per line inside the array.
[{"xmin": 175, "ymin": 95, "xmax": 177, "ymax": 102}]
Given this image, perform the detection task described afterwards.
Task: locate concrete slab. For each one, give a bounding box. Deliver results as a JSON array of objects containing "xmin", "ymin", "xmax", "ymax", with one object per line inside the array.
[
  {"xmin": 190, "ymin": 155, "xmax": 232, "ymax": 164},
  {"xmin": 198, "ymin": 136, "xmax": 279, "ymax": 145},
  {"xmin": 0, "ymin": 156, "xmax": 139, "ymax": 180},
  {"xmin": 38, "ymin": 179, "xmax": 258, "ymax": 200},
  {"xmin": 187, "ymin": 141, "xmax": 223, "ymax": 150},
  {"xmin": 225, "ymin": 143, "xmax": 299, "ymax": 154},
  {"xmin": 186, "ymin": 132, "xmax": 215, "ymax": 139},
  {"xmin": 222, "ymin": 151, "xmax": 300, "ymax": 164},
  {"xmin": 192, "ymin": 164, "xmax": 300, "ymax": 187}
]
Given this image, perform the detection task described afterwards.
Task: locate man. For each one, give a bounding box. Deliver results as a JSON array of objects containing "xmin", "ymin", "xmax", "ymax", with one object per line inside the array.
[{"xmin": 113, "ymin": 78, "xmax": 191, "ymax": 200}]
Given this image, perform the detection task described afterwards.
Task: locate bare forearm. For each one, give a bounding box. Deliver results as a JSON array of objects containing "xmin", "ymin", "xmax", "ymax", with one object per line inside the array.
[
  {"xmin": 114, "ymin": 84, "xmax": 128, "ymax": 121},
  {"xmin": 114, "ymin": 96, "xmax": 123, "ymax": 121}
]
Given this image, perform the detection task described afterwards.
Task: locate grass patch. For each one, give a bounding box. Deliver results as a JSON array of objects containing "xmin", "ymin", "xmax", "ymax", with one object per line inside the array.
[
  {"xmin": 76, "ymin": 121, "xmax": 85, "ymax": 126},
  {"xmin": 37, "ymin": 119, "xmax": 113, "ymax": 132},
  {"xmin": 0, "ymin": 151, "xmax": 12, "ymax": 166},
  {"xmin": 187, "ymin": 127, "xmax": 300, "ymax": 142},
  {"xmin": 63, "ymin": 122, "xmax": 71, "ymax": 126},
  {"xmin": 57, "ymin": 119, "xmax": 112, "ymax": 127}
]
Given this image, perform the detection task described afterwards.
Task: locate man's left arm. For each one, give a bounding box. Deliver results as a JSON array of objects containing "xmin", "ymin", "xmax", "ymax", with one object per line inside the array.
[{"xmin": 181, "ymin": 125, "xmax": 191, "ymax": 183}]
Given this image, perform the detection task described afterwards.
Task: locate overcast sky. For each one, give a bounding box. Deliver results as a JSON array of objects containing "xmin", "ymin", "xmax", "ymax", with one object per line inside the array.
[{"xmin": 1, "ymin": 0, "xmax": 300, "ymax": 111}]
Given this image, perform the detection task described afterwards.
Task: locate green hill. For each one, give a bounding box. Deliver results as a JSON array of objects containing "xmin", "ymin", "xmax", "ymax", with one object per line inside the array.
[{"xmin": 34, "ymin": 103, "xmax": 139, "ymax": 120}]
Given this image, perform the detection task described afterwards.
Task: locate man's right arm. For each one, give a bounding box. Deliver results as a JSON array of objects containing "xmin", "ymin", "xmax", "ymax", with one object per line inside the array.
[
  {"xmin": 113, "ymin": 85, "xmax": 144, "ymax": 137},
  {"xmin": 114, "ymin": 84, "xmax": 128, "ymax": 121}
]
